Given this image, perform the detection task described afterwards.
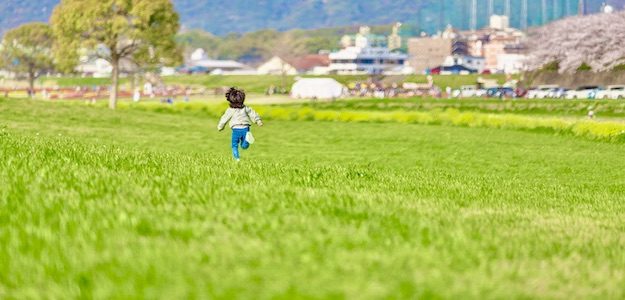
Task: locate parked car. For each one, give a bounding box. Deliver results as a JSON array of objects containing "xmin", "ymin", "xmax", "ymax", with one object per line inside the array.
[
  {"xmin": 595, "ymin": 85, "xmax": 625, "ymax": 99},
  {"xmin": 514, "ymin": 87, "xmax": 528, "ymax": 98},
  {"xmin": 548, "ymin": 88, "xmax": 567, "ymax": 99},
  {"xmin": 565, "ymin": 86, "xmax": 603, "ymax": 99},
  {"xmin": 453, "ymin": 85, "xmax": 486, "ymax": 98},
  {"xmin": 527, "ymin": 85, "xmax": 559, "ymax": 99},
  {"xmin": 486, "ymin": 87, "xmax": 516, "ymax": 98}
]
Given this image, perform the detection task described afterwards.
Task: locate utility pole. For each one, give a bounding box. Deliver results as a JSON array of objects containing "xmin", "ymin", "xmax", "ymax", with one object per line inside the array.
[
  {"xmin": 542, "ymin": 0, "xmax": 548, "ymax": 24},
  {"xmin": 461, "ymin": 0, "xmax": 468, "ymax": 30},
  {"xmin": 565, "ymin": 0, "xmax": 571, "ymax": 16},
  {"xmin": 471, "ymin": 0, "xmax": 478, "ymax": 30},
  {"xmin": 553, "ymin": 0, "xmax": 559, "ymax": 19},
  {"xmin": 439, "ymin": 0, "xmax": 445, "ymax": 32},
  {"xmin": 578, "ymin": 0, "xmax": 585, "ymax": 15},
  {"xmin": 488, "ymin": 0, "xmax": 494, "ymax": 17},
  {"xmin": 505, "ymin": 0, "xmax": 511, "ymax": 17},
  {"xmin": 522, "ymin": 0, "xmax": 528, "ymax": 29}
]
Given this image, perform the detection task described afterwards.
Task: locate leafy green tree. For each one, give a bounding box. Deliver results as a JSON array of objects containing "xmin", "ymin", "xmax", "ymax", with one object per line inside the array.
[
  {"xmin": 0, "ymin": 23, "xmax": 54, "ymax": 98},
  {"xmin": 51, "ymin": 0, "xmax": 181, "ymax": 109}
]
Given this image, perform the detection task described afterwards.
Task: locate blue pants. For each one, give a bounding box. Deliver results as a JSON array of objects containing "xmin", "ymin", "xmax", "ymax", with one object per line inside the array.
[{"xmin": 231, "ymin": 127, "xmax": 250, "ymax": 159}]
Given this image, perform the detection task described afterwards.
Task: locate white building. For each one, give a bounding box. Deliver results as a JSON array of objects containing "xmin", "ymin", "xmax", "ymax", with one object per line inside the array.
[
  {"xmin": 75, "ymin": 58, "xmax": 113, "ymax": 78},
  {"xmin": 497, "ymin": 54, "xmax": 527, "ymax": 74},
  {"xmin": 186, "ymin": 48, "xmax": 253, "ymax": 74},
  {"xmin": 329, "ymin": 26, "xmax": 408, "ymax": 75},
  {"xmin": 442, "ymin": 55, "xmax": 485, "ymax": 73},
  {"xmin": 257, "ymin": 56, "xmax": 298, "ymax": 75},
  {"xmin": 489, "ymin": 15, "xmax": 510, "ymax": 30},
  {"xmin": 0, "ymin": 69, "xmax": 12, "ymax": 79},
  {"xmin": 75, "ymin": 56, "xmax": 141, "ymax": 78}
]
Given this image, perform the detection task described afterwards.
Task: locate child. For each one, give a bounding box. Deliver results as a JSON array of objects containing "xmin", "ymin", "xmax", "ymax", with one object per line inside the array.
[{"xmin": 217, "ymin": 87, "xmax": 263, "ymax": 161}]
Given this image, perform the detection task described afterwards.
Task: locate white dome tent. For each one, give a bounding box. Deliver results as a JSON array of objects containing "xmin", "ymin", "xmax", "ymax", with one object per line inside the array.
[{"xmin": 291, "ymin": 78, "xmax": 345, "ymax": 100}]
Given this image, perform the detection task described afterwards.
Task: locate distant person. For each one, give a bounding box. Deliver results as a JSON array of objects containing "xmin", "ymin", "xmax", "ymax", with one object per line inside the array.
[
  {"xmin": 133, "ymin": 88, "xmax": 141, "ymax": 102},
  {"xmin": 588, "ymin": 109, "xmax": 595, "ymax": 119},
  {"xmin": 217, "ymin": 87, "xmax": 263, "ymax": 162},
  {"xmin": 184, "ymin": 87, "xmax": 191, "ymax": 102},
  {"xmin": 265, "ymin": 85, "xmax": 275, "ymax": 96}
]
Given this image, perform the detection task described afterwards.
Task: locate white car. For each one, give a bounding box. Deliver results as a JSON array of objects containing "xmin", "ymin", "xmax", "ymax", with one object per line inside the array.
[
  {"xmin": 527, "ymin": 85, "xmax": 559, "ymax": 99},
  {"xmin": 595, "ymin": 85, "xmax": 625, "ymax": 99},
  {"xmin": 565, "ymin": 86, "xmax": 603, "ymax": 99},
  {"xmin": 548, "ymin": 88, "xmax": 567, "ymax": 99},
  {"xmin": 453, "ymin": 85, "xmax": 487, "ymax": 98}
]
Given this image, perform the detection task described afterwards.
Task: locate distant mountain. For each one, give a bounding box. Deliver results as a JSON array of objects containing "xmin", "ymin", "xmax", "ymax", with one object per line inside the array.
[{"xmin": 1, "ymin": 0, "xmax": 624, "ymax": 35}]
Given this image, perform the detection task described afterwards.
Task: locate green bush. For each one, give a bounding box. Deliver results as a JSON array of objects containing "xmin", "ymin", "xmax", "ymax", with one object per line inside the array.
[
  {"xmin": 577, "ymin": 62, "xmax": 593, "ymax": 72},
  {"xmin": 542, "ymin": 61, "xmax": 560, "ymax": 72}
]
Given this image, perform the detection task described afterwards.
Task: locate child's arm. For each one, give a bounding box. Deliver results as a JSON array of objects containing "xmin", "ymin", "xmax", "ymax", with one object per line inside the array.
[
  {"xmin": 217, "ymin": 109, "xmax": 233, "ymax": 131},
  {"xmin": 246, "ymin": 107, "xmax": 263, "ymax": 126}
]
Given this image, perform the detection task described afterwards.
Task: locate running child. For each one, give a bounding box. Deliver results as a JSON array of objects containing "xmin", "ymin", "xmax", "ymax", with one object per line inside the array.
[{"xmin": 217, "ymin": 87, "xmax": 263, "ymax": 161}]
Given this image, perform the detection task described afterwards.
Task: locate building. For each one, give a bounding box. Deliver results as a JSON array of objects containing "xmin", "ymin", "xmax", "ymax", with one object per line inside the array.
[
  {"xmin": 461, "ymin": 16, "xmax": 526, "ymax": 73},
  {"xmin": 288, "ymin": 54, "xmax": 331, "ymax": 75},
  {"xmin": 0, "ymin": 69, "xmax": 13, "ymax": 79},
  {"xmin": 75, "ymin": 57, "xmax": 137, "ymax": 78},
  {"xmin": 257, "ymin": 56, "xmax": 298, "ymax": 75},
  {"xmin": 329, "ymin": 47, "xmax": 407, "ymax": 75},
  {"xmin": 442, "ymin": 55, "xmax": 485, "ymax": 73},
  {"xmin": 497, "ymin": 54, "xmax": 526, "ymax": 74},
  {"xmin": 481, "ymin": 34, "xmax": 526, "ymax": 71},
  {"xmin": 408, "ymin": 26, "xmax": 468, "ymax": 74},
  {"xmin": 184, "ymin": 48, "xmax": 253, "ymax": 74},
  {"xmin": 387, "ymin": 23, "xmax": 402, "ymax": 50},
  {"xmin": 489, "ymin": 15, "xmax": 510, "ymax": 30},
  {"xmin": 329, "ymin": 26, "xmax": 408, "ymax": 75},
  {"xmin": 256, "ymin": 54, "xmax": 331, "ymax": 75},
  {"xmin": 340, "ymin": 26, "xmax": 387, "ymax": 48}
]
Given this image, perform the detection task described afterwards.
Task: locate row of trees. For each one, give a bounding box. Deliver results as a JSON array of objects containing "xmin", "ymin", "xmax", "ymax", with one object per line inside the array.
[{"xmin": 0, "ymin": 0, "xmax": 181, "ymax": 109}]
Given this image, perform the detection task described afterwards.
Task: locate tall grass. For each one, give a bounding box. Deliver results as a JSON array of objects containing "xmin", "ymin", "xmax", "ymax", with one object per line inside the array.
[{"xmin": 125, "ymin": 102, "xmax": 625, "ymax": 143}]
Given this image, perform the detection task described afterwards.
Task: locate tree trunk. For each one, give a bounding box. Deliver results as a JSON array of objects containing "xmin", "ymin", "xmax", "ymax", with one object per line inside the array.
[
  {"xmin": 28, "ymin": 66, "xmax": 35, "ymax": 99},
  {"xmin": 109, "ymin": 57, "xmax": 120, "ymax": 109}
]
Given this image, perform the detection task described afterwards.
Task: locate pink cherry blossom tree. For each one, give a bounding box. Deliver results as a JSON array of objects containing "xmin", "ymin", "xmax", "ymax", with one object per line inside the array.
[{"xmin": 527, "ymin": 11, "xmax": 625, "ymax": 73}]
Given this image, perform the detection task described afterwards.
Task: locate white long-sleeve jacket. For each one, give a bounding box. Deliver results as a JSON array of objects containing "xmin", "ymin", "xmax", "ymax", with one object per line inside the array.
[{"xmin": 217, "ymin": 106, "xmax": 263, "ymax": 131}]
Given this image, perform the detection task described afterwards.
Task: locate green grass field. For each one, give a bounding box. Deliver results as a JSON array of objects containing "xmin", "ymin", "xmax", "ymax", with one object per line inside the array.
[{"xmin": 1, "ymin": 97, "xmax": 625, "ymax": 299}]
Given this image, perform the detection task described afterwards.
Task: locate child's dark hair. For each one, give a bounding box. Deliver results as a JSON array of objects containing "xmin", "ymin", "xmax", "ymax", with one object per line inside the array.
[{"xmin": 226, "ymin": 87, "xmax": 246, "ymax": 109}]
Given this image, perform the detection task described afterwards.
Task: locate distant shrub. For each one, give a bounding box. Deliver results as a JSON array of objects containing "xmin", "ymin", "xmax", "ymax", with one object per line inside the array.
[
  {"xmin": 542, "ymin": 61, "xmax": 560, "ymax": 72},
  {"xmin": 611, "ymin": 64, "xmax": 625, "ymax": 72},
  {"xmin": 576, "ymin": 62, "xmax": 593, "ymax": 72}
]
